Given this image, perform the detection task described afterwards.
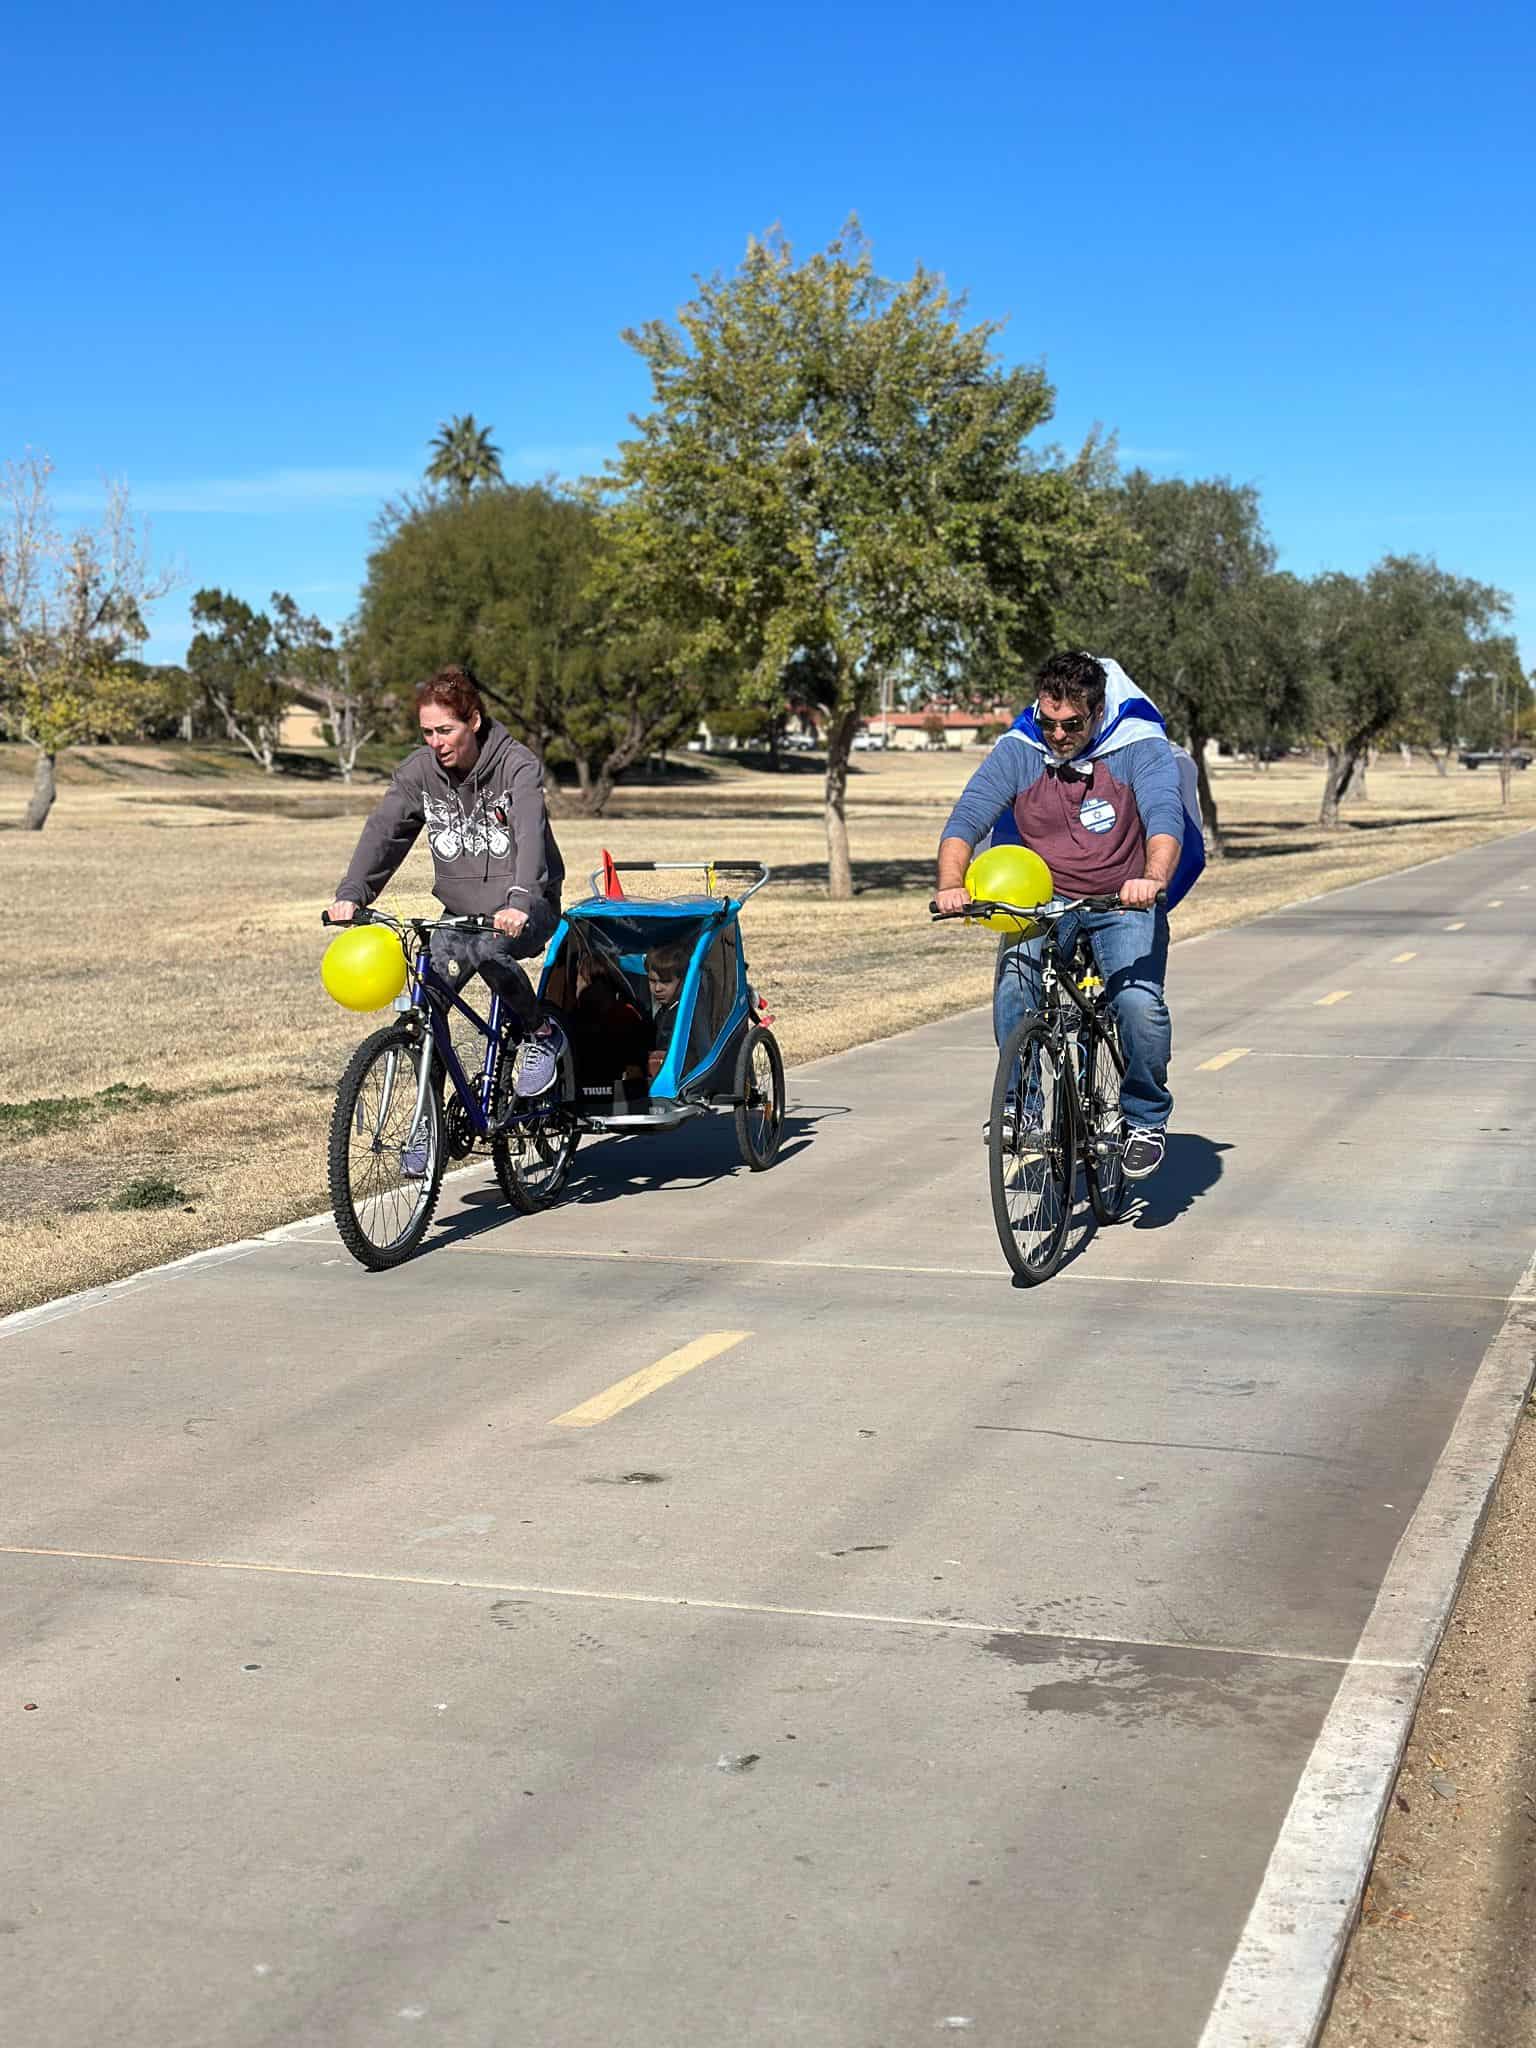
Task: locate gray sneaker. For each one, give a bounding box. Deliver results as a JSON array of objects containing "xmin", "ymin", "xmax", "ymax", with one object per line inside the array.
[
  {"xmin": 1121, "ymin": 1126, "xmax": 1167, "ymax": 1180},
  {"xmin": 400, "ymin": 1142, "xmax": 431, "ymax": 1179}
]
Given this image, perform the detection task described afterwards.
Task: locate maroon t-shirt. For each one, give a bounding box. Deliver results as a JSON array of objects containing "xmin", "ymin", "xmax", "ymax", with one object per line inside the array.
[{"xmin": 1013, "ymin": 761, "xmax": 1146, "ymax": 896}]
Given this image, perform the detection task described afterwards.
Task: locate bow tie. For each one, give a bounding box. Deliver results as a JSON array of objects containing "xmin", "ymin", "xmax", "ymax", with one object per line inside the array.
[{"xmin": 1046, "ymin": 759, "xmax": 1093, "ymax": 785}]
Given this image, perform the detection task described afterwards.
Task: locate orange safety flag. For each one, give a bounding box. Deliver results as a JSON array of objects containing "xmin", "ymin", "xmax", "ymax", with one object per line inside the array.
[{"xmin": 599, "ymin": 848, "xmax": 624, "ymax": 898}]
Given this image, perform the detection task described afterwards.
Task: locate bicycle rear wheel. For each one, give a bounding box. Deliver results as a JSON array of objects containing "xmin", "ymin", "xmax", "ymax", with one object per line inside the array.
[
  {"xmin": 493, "ymin": 1109, "xmax": 580, "ymax": 1213},
  {"xmin": 734, "ymin": 1025, "xmax": 785, "ymax": 1169},
  {"xmin": 1082, "ymin": 1009, "xmax": 1131, "ymax": 1225},
  {"xmin": 328, "ymin": 1025, "xmax": 445, "ymax": 1270},
  {"xmin": 989, "ymin": 1019, "xmax": 1075, "ymax": 1284},
  {"xmin": 492, "ymin": 1033, "xmax": 580, "ymax": 1214}
]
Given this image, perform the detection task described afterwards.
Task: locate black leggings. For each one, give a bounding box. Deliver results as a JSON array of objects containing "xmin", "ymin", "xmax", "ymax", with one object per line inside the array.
[{"xmin": 428, "ymin": 902, "xmax": 558, "ymax": 1030}]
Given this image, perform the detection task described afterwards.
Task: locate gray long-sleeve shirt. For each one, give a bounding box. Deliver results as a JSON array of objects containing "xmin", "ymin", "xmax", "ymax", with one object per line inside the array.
[{"xmin": 334, "ymin": 720, "xmax": 565, "ymax": 917}]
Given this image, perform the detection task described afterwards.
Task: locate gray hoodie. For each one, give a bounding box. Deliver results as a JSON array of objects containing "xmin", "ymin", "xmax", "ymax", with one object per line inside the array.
[{"xmin": 334, "ymin": 720, "xmax": 565, "ymax": 918}]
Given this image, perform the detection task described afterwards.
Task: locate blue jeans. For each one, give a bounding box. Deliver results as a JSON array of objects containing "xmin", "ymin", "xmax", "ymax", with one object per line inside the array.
[{"xmin": 994, "ymin": 906, "xmax": 1172, "ymax": 1130}]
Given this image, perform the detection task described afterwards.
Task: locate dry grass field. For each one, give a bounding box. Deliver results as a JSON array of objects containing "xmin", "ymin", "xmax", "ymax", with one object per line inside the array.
[{"xmin": 2, "ymin": 742, "xmax": 1532, "ymax": 1314}]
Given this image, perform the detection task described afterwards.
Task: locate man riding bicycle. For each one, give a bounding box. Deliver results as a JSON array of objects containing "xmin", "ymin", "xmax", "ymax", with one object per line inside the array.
[
  {"xmin": 934, "ymin": 652, "xmax": 1191, "ymax": 1181},
  {"xmin": 327, "ymin": 664, "xmax": 568, "ymax": 1097}
]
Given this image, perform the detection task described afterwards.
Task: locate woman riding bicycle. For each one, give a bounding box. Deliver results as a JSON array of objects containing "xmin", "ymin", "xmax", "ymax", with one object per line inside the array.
[
  {"xmin": 326, "ymin": 664, "xmax": 568, "ymax": 1095},
  {"xmin": 934, "ymin": 652, "xmax": 1189, "ymax": 1182}
]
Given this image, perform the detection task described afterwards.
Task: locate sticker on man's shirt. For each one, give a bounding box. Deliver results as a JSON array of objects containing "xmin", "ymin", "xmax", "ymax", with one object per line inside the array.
[{"xmin": 1079, "ymin": 795, "xmax": 1118, "ymax": 834}]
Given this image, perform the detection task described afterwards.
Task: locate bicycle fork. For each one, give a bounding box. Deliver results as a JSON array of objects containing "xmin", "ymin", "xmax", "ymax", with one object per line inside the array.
[{"xmin": 361, "ymin": 1027, "xmax": 437, "ymax": 1161}]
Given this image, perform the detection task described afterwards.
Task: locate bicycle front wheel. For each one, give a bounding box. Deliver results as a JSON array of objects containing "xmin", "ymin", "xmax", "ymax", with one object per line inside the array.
[
  {"xmin": 1083, "ymin": 1010, "xmax": 1131, "ymax": 1226},
  {"xmin": 989, "ymin": 1019, "xmax": 1075, "ymax": 1284},
  {"xmin": 328, "ymin": 1025, "xmax": 445, "ymax": 1270}
]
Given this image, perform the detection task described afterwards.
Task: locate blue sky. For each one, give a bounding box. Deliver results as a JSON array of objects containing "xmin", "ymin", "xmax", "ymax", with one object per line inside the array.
[{"xmin": 9, "ymin": 0, "xmax": 1533, "ymax": 667}]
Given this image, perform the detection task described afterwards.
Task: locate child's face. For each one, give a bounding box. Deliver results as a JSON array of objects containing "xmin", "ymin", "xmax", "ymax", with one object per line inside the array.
[{"xmin": 647, "ymin": 958, "xmax": 682, "ymax": 1007}]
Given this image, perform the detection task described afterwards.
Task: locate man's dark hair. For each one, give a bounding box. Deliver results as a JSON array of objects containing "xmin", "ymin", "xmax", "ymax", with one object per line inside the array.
[
  {"xmin": 415, "ymin": 664, "xmax": 485, "ymax": 723},
  {"xmin": 1034, "ymin": 651, "xmax": 1107, "ymax": 714}
]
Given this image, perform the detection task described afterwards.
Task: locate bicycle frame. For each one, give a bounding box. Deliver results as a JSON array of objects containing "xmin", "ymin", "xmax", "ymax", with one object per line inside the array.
[
  {"xmin": 403, "ymin": 944, "xmax": 505, "ymax": 1141},
  {"xmin": 999, "ymin": 927, "xmax": 1124, "ymax": 1097}
]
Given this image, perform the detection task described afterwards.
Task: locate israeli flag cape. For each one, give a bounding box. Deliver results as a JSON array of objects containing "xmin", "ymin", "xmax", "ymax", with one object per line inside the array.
[{"xmin": 990, "ymin": 656, "xmax": 1207, "ymax": 909}]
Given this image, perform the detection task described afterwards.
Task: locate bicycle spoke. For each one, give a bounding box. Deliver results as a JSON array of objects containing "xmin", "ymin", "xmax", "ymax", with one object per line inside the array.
[
  {"xmin": 989, "ymin": 1022, "xmax": 1074, "ymax": 1283},
  {"xmin": 332, "ymin": 1033, "xmax": 441, "ymax": 1260}
]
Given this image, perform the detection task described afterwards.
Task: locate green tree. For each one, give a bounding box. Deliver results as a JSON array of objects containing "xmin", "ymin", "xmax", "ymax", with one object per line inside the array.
[
  {"xmin": 1071, "ymin": 473, "xmax": 1279, "ymax": 855},
  {"xmin": 601, "ymin": 223, "xmax": 1128, "ymax": 896},
  {"xmin": 0, "ymin": 453, "xmax": 175, "ymax": 829},
  {"xmin": 706, "ymin": 704, "xmax": 771, "ymax": 747},
  {"xmin": 426, "ymin": 414, "xmax": 505, "ymax": 498},
  {"xmin": 114, "ymin": 660, "xmax": 199, "ymax": 740},
  {"xmin": 356, "ymin": 482, "xmax": 719, "ymax": 811},
  {"xmin": 186, "ymin": 589, "xmax": 291, "ymax": 773},
  {"xmin": 1220, "ymin": 571, "xmax": 1314, "ymax": 769},
  {"xmin": 1306, "ymin": 557, "xmax": 1510, "ymax": 827},
  {"xmin": 1456, "ymin": 635, "xmax": 1532, "ymax": 804}
]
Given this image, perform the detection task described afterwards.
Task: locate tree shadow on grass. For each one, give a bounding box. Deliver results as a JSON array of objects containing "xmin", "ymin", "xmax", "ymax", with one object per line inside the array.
[
  {"xmin": 1212, "ymin": 814, "xmax": 1471, "ymax": 861},
  {"xmin": 761, "ymin": 856, "xmax": 938, "ymax": 893}
]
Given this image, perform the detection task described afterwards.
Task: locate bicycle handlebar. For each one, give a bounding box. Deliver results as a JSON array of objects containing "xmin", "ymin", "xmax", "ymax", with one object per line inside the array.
[
  {"xmin": 928, "ymin": 891, "xmax": 1166, "ymax": 922},
  {"xmin": 321, "ymin": 908, "xmax": 497, "ymax": 933}
]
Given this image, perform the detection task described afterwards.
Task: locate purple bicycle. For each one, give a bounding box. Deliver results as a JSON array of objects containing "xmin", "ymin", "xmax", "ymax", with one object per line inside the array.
[{"xmin": 321, "ymin": 908, "xmax": 579, "ymax": 1270}]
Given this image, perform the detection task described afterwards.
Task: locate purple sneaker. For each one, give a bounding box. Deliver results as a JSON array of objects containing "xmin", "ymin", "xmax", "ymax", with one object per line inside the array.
[{"xmin": 510, "ymin": 1018, "xmax": 567, "ymax": 1098}]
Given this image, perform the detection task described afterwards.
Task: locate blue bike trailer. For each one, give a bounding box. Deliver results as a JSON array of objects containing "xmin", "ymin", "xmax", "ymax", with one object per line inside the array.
[{"xmin": 537, "ymin": 861, "xmax": 772, "ymax": 1128}]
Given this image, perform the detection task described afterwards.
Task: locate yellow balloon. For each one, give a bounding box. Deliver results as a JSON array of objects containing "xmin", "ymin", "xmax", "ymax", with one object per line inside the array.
[
  {"xmin": 963, "ymin": 844, "xmax": 1054, "ymax": 934},
  {"xmin": 321, "ymin": 925, "xmax": 408, "ymax": 1011}
]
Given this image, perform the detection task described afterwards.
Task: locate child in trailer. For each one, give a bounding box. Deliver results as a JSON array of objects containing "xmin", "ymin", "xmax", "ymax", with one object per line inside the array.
[
  {"xmin": 569, "ymin": 952, "xmax": 650, "ymax": 1098},
  {"xmin": 645, "ymin": 943, "xmax": 712, "ymax": 1084}
]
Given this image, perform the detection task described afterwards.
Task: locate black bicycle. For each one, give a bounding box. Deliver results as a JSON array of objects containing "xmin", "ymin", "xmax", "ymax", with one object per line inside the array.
[{"xmin": 932, "ymin": 893, "xmax": 1156, "ymax": 1284}]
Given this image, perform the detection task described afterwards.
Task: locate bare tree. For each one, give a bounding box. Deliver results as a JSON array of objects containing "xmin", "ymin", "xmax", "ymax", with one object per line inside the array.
[
  {"xmin": 272, "ymin": 599, "xmax": 384, "ymax": 783},
  {"xmin": 0, "ymin": 453, "xmax": 176, "ymax": 829}
]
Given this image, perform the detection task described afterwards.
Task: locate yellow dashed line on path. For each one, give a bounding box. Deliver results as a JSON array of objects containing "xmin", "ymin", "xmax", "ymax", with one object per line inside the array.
[
  {"xmin": 1197, "ymin": 1048, "xmax": 1252, "ymax": 1072},
  {"xmin": 1391, "ymin": 952, "xmax": 1417, "ymax": 964},
  {"xmin": 1444, "ymin": 921, "xmax": 1467, "ymax": 932},
  {"xmin": 551, "ymin": 1331, "xmax": 751, "ymax": 1427},
  {"xmin": 1488, "ymin": 899, "xmax": 1503, "ymax": 908},
  {"xmin": 1315, "ymin": 991, "xmax": 1352, "ymax": 1006}
]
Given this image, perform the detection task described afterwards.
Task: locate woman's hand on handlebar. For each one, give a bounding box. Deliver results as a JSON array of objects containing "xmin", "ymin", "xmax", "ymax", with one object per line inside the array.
[
  {"xmin": 325, "ymin": 900, "xmax": 359, "ymax": 925},
  {"xmin": 933, "ymin": 887, "xmax": 972, "ymax": 917},
  {"xmin": 493, "ymin": 905, "xmax": 528, "ymax": 938}
]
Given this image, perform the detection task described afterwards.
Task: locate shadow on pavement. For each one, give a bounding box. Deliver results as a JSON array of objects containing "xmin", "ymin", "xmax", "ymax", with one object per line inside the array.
[
  {"xmin": 1128, "ymin": 1131, "xmax": 1231, "ymax": 1230},
  {"xmin": 428, "ymin": 1102, "xmax": 847, "ymax": 1249}
]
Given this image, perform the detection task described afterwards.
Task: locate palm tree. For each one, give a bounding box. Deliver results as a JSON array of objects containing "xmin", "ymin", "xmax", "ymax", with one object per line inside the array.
[{"xmin": 426, "ymin": 414, "xmax": 505, "ymax": 498}]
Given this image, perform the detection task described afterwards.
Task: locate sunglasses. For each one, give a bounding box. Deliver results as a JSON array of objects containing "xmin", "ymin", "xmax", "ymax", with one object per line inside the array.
[{"xmin": 1037, "ymin": 712, "xmax": 1088, "ymax": 734}]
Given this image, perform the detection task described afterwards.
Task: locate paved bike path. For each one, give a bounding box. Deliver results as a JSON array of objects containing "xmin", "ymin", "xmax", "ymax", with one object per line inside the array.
[{"xmin": 5, "ymin": 831, "xmax": 1534, "ymax": 2046}]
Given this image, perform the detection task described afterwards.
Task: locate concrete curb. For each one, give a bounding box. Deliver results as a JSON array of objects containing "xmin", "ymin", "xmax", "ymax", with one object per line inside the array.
[{"xmin": 1197, "ymin": 1250, "xmax": 1536, "ymax": 2047}]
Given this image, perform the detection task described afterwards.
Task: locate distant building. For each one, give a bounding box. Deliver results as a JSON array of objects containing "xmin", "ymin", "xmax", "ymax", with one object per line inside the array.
[
  {"xmin": 279, "ymin": 706, "xmax": 325, "ymax": 748},
  {"xmin": 872, "ymin": 708, "xmax": 1011, "ymax": 751}
]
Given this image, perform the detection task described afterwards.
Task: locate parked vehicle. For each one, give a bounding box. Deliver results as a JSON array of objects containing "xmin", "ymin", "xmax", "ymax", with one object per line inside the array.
[{"xmin": 1459, "ymin": 749, "xmax": 1531, "ymax": 769}]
